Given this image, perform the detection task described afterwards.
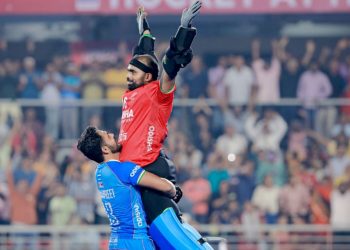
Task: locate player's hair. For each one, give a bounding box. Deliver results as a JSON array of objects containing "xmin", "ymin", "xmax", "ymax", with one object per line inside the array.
[
  {"xmin": 77, "ymin": 126, "xmax": 104, "ymax": 163},
  {"xmin": 134, "ymin": 54, "xmax": 159, "ymax": 80}
]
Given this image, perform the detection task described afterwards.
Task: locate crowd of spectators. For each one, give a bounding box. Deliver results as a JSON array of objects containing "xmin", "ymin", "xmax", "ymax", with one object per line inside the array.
[{"xmin": 1, "ymin": 36, "xmax": 350, "ymax": 247}]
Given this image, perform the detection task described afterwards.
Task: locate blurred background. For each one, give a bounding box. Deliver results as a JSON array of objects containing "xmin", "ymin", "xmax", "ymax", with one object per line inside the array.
[{"xmin": 1, "ymin": 0, "xmax": 350, "ymax": 249}]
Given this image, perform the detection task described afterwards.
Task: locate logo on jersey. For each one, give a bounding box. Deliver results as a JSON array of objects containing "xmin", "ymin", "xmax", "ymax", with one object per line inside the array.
[
  {"xmin": 130, "ymin": 165, "xmax": 140, "ymax": 177},
  {"xmin": 134, "ymin": 204, "xmax": 143, "ymax": 227},
  {"xmin": 118, "ymin": 131, "xmax": 128, "ymax": 142},
  {"xmin": 98, "ymin": 181, "xmax": 104, "ymax": 188},
  {"xmin": 122, "ymin": 109, "xmax": 134, "ymax": 120},
  {"xmin": 122, "ymin": 97, "xmax": 128, "ymax": 109},
  {"xmin": 147, "ymin": 126, "xmax": 155, "ymax": 152}
]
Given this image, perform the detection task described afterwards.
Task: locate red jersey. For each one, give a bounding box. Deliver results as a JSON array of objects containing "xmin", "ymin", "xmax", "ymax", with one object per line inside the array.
[{"xmin": 118, "ymin": 80, "xmax": 175, "ymax": 166}]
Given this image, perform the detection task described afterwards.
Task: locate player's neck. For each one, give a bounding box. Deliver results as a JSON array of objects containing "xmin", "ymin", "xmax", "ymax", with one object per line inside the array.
[{"xmin": 104, "ymin": 153, "xmax": 120, "ymax": 162}]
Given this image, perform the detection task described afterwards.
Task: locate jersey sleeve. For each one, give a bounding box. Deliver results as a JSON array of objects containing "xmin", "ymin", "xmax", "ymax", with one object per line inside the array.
[
  {"xmin": 110, "ymin": 161, "xmax": 145, "ymax": 186},
  {"xmin": 156, "ymin": 80, "xmax": 176, "ymax": 105}
]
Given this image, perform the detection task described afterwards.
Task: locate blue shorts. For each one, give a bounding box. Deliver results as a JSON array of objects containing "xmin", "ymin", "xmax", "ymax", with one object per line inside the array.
[{"xmin": 109, "ymin": 237, "xmax": 155, "ymax": 250}]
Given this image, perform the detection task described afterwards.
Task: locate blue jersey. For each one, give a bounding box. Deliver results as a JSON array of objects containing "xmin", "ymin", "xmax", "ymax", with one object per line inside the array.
[{"xmin": 96, "ymin": 160, "xmax": 149, "ymax": 239}]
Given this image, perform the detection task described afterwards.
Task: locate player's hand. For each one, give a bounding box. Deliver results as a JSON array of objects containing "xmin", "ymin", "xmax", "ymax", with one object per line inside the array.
[
  {"xmin": 136, "ymin": 6, "xmax": 150, "ymax": 35},
  {"xmin": 172, "ymin": 186, "xmax": 183, "ymax": 203},
  {"xmin": 180, "ymin": 1, "xmax": 202, "ymax": 28}
]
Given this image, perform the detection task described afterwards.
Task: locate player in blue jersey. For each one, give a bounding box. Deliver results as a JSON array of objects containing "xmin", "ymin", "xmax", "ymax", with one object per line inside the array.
[
  {"xmin": 77, "ymin": 126, "xmax": 176, "ymax": 250},
  {"xmin": 77, "ymin": 125, "xmax": 213, "ymax": 250}
]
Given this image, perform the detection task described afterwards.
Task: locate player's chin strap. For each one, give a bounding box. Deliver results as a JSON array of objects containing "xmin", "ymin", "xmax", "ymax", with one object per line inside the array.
[{"xmin": 149, "ymin": 208, "xmax": 213, "ymax": 250}]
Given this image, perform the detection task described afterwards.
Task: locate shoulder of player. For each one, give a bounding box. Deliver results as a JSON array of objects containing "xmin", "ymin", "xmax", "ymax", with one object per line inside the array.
[{"xmin": 147, "ymin": 79, "xmax": 161, "ymax": 89}]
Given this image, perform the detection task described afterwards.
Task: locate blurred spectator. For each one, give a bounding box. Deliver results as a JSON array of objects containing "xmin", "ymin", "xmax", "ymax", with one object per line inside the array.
[
  {"xmin": 328, "ymin": 143, "xmax": 350, "ymax": 183},
  {"xmin": 280, "ymin": 56, "xmax": 301, "ymax": 99},
  {"xmin": 0, "ymin": 124, "xmax": 11, "ymax": 174},
  {"xmin": 287, "ymin": 120, "xmax": 307, "ymax": 161},
  {"xmin": 48, "ymin": 183, "xmax": 77, "ymax": 226},
  {"xmin": 327, "ymin": 58, "xmax": 347, "ymax": 98},
  {"xmin": 12, "ymin": 153, "xmax": 37, "ymax": 186},
  {"xmin": 103, "ymin": 59, "xmax": 127, "ymax": 101},
  {"xmin": 215, "ymin": 123, "xmax": 247, "ymax": 159},
  {"xmin": 23, "ymin": 108, "xmax": 44, "ymax": 151},
  {"xmin": 340, "ymin": 54, "xmax": 350, "ymax": 82},
  {"xmin": 297, "ymin": 61, "xmax": 332, "ymax": 129},
  {"xmin": 330, "ymin": 114, "xmax": 350, "ymax": 138},
  {"xmin": 279, "ymin": 56, "xmax": 302, "ymax": 123},
  {"xmin": 252, "ymin": 175, "xmax": 280, "ymax": 224},
  {"xmin": 17, "ymin": 57, "xmax": 42, "ymax": 99},
  {"xmin": 41, "ymin": 63, "xmax": 62, "ymax": 140},
  {"xmin": 182, "ymin": 167, "xmax": 211, "ymax": 223},
  {"xmin": 222, "ymin": 55, "xmax": 254, "ymax": 104},
  {"xmin": 206, "ymin": 152, "xmax": 229, "ymax": 198},
  {"xmin": 208, "ymin": 56, "xmax": 227, "ymax": 100},
  {"xmin": 245, "ymin": 108, "xmax": 287, "ymax": 152},
  {"xmin": 331, "ymin": 181, "xmax": 350, "ymax": 246},
  {"xmin": 210, "ymin": 181, "xmax": 240, "ymax": 224},
  {"xmin": 251, "ymin": 39, "xmax": 281, "ymax": 103},
  {"xmin": 191, "ymin": 112, "xmax": 213, "ymax": 157},
  {"xmin": 241, "ymin": 202, "xmax": 261, "ymax": 243},
  {"xmin": 230, "ymin": 160, "xmax": 256, "ymax": 207},
  {"xmin": 222, "ymin": 105, "xmax": 249, "ymax": 135},
  {"xmin": 315, "ymin": 58, "xmax": 346, "ymax": 136},
  {"xmin": 310, "ymin": 189, "xmax": 329, "ymax": 224},
  {"xmin": 334, "ymin": 38, "xmax": 350, "ymax": 81},
  {"xmin": 330, "ymin": 181, "xmax": 350, "ymax": 227},
  {"xmin": 279, "ymin": 176, "xmax": 310, "ymax": 221},
  {"xmin": 0, "ymin": 59, "xmax": 19, "ymax": 99},
  {"xmin": 0, "ymin": 182, "xmax": 10, "ymax": 224},
  {"xmin": 6, "ymin": 166, "xmax": 42, "ymax": 224},
  {"xmin": 81, "ymin": 61, "xmax": 104, "ymax": 128},
  {"xmin": 66, "ymin": 163, "xmax": 96, "ymax": 223},
  {"xmin": 0, "ymin": 38, "xmax": 9, "ymax": 61},
  {"xmin": 36, "ymin": 173, "xmax": 57, "ymax": 225},
  {"xmin": 182, "ymin": 55, "xmax": 208, "ymax": 98},
  {"xmin": 61, "ymin": 63, "xmax": 81, "ymax": 139},
  {"xmin": 271, "ymin": 215, "xmax": 291, "ymax": 250}
]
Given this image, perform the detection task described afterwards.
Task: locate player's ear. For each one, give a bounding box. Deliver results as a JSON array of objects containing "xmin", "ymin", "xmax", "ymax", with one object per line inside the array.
[
  {"xmin": 101, "ymin": 145, "xmax": 109, "ymax": 154},
  {"xmin": 145, "ymin": 72, "xmax": 152, "ymax": 82}
]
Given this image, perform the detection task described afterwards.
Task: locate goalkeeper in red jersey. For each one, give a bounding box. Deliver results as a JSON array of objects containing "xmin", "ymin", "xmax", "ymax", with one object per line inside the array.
[{"xmin": 117, "ymin": 2, "xmax": 213, "ymax": 249}]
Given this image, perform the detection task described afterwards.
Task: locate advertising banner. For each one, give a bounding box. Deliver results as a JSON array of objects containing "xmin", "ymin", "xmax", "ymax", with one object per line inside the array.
[{"xmin": 1, "ymin": 0, "xmax": 350, "ymax": 15}]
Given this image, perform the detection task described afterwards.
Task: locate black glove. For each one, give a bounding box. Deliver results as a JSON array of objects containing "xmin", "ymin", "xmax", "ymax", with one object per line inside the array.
[{"xmin": 172, "ymin": 186, "xmax": 183, "ymax": 203}]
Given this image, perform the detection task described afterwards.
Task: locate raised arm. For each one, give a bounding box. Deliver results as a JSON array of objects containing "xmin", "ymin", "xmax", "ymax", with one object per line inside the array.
[
  {"xmin": 301, "ymin": 40, "xmax": 316, "ymax": 67},
  {"xmin": 138, "ymin": 171, "xmax": 176, "ymax": 198},
  {"xmin": 160, "ymin": 1, "xmax": 202, "ymax": 92},
  {"xmin": 251, "ymin": 39, "xmax": 261, "ymax": 61}
]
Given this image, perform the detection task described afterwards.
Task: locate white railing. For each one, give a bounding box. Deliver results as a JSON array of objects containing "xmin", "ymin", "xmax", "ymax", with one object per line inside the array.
[{"xmin": 0, "ymin": 224, "xmax": 349, "ymax": 250}]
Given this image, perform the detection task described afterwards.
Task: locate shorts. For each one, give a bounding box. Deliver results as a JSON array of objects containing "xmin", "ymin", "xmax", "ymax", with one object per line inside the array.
[
  {"xmin": 141, "ymin": 154, "xmax": 182, "ymax": 223},
  {"xmin": 109, "ymin": 237, "xmax": 155, "ymax": 250}
]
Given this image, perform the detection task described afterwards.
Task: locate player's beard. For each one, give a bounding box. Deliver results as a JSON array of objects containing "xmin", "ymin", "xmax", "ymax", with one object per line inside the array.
[
  {"xmin": 107, "ymin": 143, "xmax": 121, "ymax": 154},
  {"xmin": 127, "ymin": 78, "xmax": 145, "ymax": 91}
]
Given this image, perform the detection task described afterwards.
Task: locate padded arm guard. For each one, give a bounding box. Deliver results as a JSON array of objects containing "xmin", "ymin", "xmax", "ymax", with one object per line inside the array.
[
  {"xmin": 173, "ymin": 26, "xmax": 197, "ymax": 53},
  {"xmin": 162, "ymin": 26, "xmax": 197, "ymax": 79},
  {"xmin": 132, "ymin": 34, "xmax": 158, "ymax": 62}
]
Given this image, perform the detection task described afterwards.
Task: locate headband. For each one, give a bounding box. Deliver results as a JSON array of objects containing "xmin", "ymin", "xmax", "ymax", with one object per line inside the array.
[{"xmin": 129, "ymin": 58, "xmax": 158, "ymax": 77}]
